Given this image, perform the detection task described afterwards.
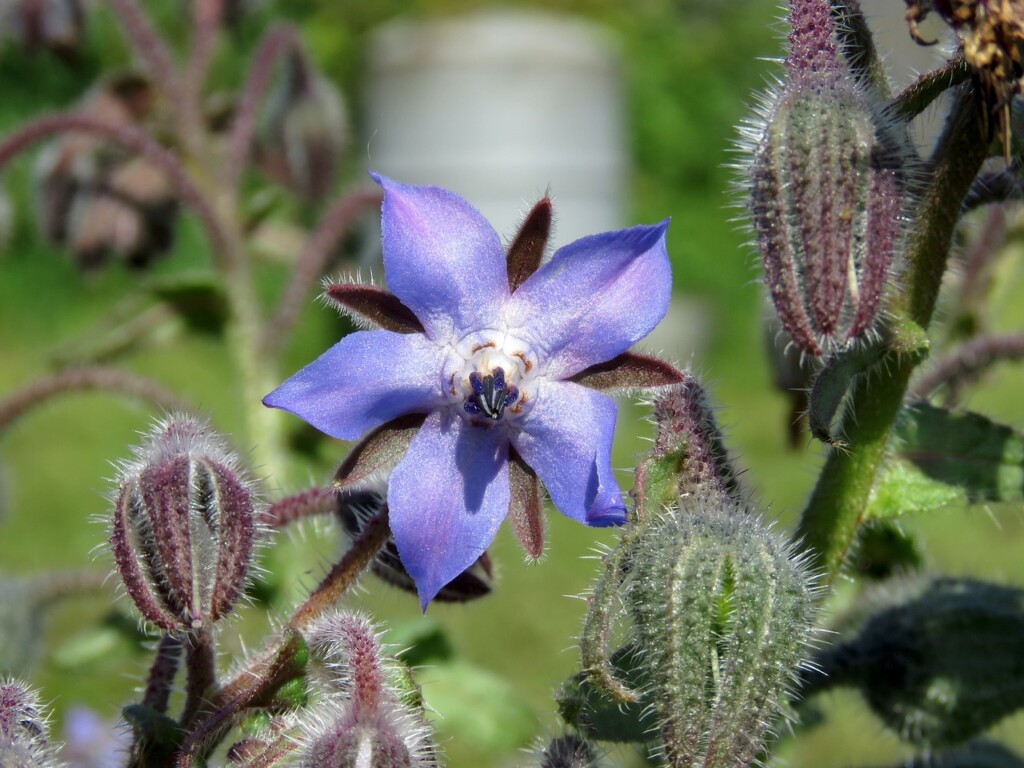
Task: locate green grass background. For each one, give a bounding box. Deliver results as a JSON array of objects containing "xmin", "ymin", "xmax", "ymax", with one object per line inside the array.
[{"xmin": 1, "ymin": 2, "xmax": 1023, "ymax": 766}]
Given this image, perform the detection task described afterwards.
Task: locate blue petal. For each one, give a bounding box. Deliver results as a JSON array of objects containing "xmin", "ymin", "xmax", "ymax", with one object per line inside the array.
[
  {"xmin": 511, "ymin": 381, "xmax": 626, "ymax": 527},
  {"xmin": 373, "ymin": 173, "xmax": 509, "ymax": 342},
  {"xmin": 263, "ymin": 330, "xmax": 445, "ymax": 441},
  {"xmin": 388, "ymin": 410, "xmax": 510, "ymax": 610},
  {"xmin": 505, "ymin": 221, "xmax": 672, "ymax": 379}
]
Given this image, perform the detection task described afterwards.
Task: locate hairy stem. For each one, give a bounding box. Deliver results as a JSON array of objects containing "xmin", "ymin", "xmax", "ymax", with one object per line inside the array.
[
  {"xmin": 287, "ymin": 504, "xmax": 390, "ymax": 630},
  {"xmin": 795, "ymin": 86, "xmax": 989, "ymax": 581},
  {"xmin": 0, "ymin": 114, "xmax": 232, "ymax": 267},
  {"xmin": 180, "ymin": 628, "xmax": 217, "ymax": 729},
  {"xmin": 0, "ymin": 366, "xmax": 191, "ymax": 434},
  {"xmin": 173, "ymin": 509, "xmax": 389, "ymax": 766},
  {"xmin": 227, "ymin": 24, "xmax": 305, "ymax": 187},
  {"xmin": 103, "ymin": 0, "xmax": 182, "ymax": 115},
  {"xmin": 260, "ymin": 487, "xmax": 336, "ymax": 528},
  {"xmin": 142, "ymin": 634, "xmax": 183, "ymax": 714},
  {"xmin": 261, "ymin": 186, "xmax": 383, "ymax": 355},
  {"xmin": 912, "ymin": 332, "xmax": 1024, "ymax": 399}
]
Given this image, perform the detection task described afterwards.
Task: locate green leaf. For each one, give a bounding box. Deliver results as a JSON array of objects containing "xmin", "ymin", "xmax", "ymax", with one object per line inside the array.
[
  {"xmin": 418, "ymin": 660, "xmax": 535, "ymax": 751},
  {"xmin": 868, "ymin": 404, "xmax": 1024, "ymax": 519}
]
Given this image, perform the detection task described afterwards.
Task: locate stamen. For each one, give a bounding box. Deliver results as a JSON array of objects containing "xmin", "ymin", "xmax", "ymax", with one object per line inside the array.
[{"xmin": 464, "ymin": 366, "xmax": 519, "ymax": 420}]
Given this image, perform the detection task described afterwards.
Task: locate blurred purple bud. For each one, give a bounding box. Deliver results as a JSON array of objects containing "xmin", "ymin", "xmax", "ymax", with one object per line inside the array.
[
  {"xmin": 34, "ymin": 74, "xmax": 177, "ymax": 270},
  {"xmin": 257, "ymin": 49, "xmax": 348, "ymax": 201},
  {"xmin": 4, "ymin": 0, "xmax": 85, "ymax": 58},
  {"xmin": 109, "ymin": 414, "xmax": 259, "ymax": 632}
]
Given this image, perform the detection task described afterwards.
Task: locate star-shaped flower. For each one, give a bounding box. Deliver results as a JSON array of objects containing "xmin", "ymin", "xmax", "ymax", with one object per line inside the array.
[{"xmin": 265, "ymin": 174, "xmax": 677, "ymax": 607}]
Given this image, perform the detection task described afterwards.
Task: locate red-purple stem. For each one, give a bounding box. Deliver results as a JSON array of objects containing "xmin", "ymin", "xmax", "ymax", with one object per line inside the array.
[
  {"xmin": 261, "ymin": 186, "xmax": 383, "ymax": 354},
  {"xmin": 103, "ymin": 0, "xmax": 183, "ymax": 115},
  {"xmin": 173, "ymin": 508, "xmax": 389, "ymax": 767},
  {"xmin": 227, "ymin": 24, "xmax": 306, "ymax": 187},
  {"xmin": 911, "ymin": 332, "xmax": 1024, "ymax": 399},
  {"xmin": 181, "ymin": 0, "xmax": 222, "ymax": 152},
  {"xmin": 0, "ymin": 366, "xmax": 192, "ymax": 434},
  {"xmin": 142, "ymin": 634, "xmax": 183, "ymax": 714},
  {"xmin": 260, "ymin": 487, "xmax": 336, "ymax": 528},
  {"xmin": 180, "ymin": 628, "xmax": 217, "ymax": 729}
]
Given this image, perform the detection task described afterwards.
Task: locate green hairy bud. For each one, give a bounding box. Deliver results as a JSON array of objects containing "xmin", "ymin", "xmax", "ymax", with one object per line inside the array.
[
  {"xmin": 808, "ymin": 576, "xmax": 1024, "ymax": 746},
  {"xmin": 628, "ymin": 498, "xmax": 817, "ymax": 768}
]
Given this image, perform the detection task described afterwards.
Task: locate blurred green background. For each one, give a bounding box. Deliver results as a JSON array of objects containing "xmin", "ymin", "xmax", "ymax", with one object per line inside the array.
[{"xmin": 1, "ymin": 1, "xmax": 1023, "ymax": 766}]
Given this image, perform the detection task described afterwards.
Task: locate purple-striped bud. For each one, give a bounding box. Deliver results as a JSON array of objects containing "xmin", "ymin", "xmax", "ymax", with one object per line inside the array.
[
  {"xmin": 109, "ymin": 415, "xmax": 258, "ymax": 631},
  {"xmin": 744, "ymin": 0, "xmax": 908, "ymax": 355},
  {"xmin": 297, "ymin": 611, "xmax": 437, "ymax": 768},
  {"xmin": 258, "ymin": 48, "xmax": 348, "ymax": 201}
]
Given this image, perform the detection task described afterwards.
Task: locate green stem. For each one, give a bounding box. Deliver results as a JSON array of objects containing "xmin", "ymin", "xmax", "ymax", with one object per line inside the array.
[{"xmin": 795, "ymin": 86, "xmax": 989, "ymax": 581}]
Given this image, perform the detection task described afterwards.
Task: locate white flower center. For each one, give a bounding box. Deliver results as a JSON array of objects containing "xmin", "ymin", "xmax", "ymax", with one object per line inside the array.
[{"xmin": 443, "ymin": 329, "xmax": 538, "ymax": 426}]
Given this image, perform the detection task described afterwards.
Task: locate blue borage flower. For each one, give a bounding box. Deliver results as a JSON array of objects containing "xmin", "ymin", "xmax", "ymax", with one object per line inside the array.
[{"xmin": 265, "ymin": 174, "xmax": 676, "ymax": 608}]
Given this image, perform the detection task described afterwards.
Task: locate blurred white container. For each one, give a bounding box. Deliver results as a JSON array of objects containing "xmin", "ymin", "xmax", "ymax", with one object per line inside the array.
[{"xmin": 363, "ymin": 10, "xmax": 626, "ymax": 249}]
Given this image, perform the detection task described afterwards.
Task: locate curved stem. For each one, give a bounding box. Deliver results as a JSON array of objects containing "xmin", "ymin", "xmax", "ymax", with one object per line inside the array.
[
  {"xmin": 142, "ymin": 634, "xmax": 183, "ymax": 714},
  {"xmin": 226, "ymin": 24, "xmax": 305, "ymax": 188},
  {"xmin": 795, "ymin": 86, "xmax": 989, "ymax": 582},
  {"xmin": 174, "ymin": 509, "xmax": 389, "ymax": 767},
  {"xmin": 912, "ymin": 332, "xmax": 1024, "ymax": 400},
  {"xmin": 180, "ymin": 0, "xmax": 222, "ymax": 156},
  {"xmin": 0, "ymin": 366, "xmax": 191, "ymax": 434},
  {"xmin": 103, "ymin": 0, "xmax": 182, "ymax": 114},
  {"xmin": 0, "ymin": 114, "xmax": 233, "ymax": 268},
  {"xmin": 261, "ymin": 186, "xmax": 382, "ymax": 355},
  {"xmin": 25, "ymin": 568, "xmax": 109, "ymax": 605}
]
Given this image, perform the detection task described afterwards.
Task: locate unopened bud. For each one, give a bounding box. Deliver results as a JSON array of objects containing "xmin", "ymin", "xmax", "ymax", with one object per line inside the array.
[
  {"xmin": 337, "ymin": 488, "xmax": 493, "ymax": 603},
  {"xmin": 67, "ymin": 155, "xmax": 178, "ymax": 269},
  {"xmin": 258, "ymin": 48, "xmax": 347, "ymax": 201},
  {"xmin": 628, "ymin": 498, "xmax": 817, "ymax": 768},
  {"xmin": 109, "ymin": 414, "xmax": 258, "ymax": 631},
  {"xmin": 812, "ymin": 576, "xmax": 1024, "ymax": 746},
  {"xmin": 5, "ymin": 0, "xmax": 85, "ymax": 58},
  {"xmin": 34, "ymin": 73, "xmax": 176, "ymax": 271},
  {"xmin": 298, "ymin": 611, "xmax": 437, "ymax": 768},
  {"xmin": 0, "ymin": 678, "xmax": 65, "ymax": 768},
  {"xmin": 745, "ymin": 0, "xmax": 908, "ymax": 355},
  {"xmin": 534, "ymin": 734, "xmax": 598, "ymax": 768}
]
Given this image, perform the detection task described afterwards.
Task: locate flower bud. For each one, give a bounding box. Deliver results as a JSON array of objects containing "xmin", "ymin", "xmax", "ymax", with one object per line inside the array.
[
  {"xmin": 258, "ymin": 48, "xmax": 347, "ymax": 201},
  {"xmin": 67, "ymin": 155, "xmax": 178, "ymax": 269},
  {"xmin": 534, "ymin": 734, "xmax": 598, "ymax": 768},
  {"xmin": 0, "ymin": 678, "xmax": 65, "ymax": 768},
  {"xmin": 5, "ymin": 0, "xmax": 85, "ymax": 58},
  {"xmin": 628, "ymin": 498, "xmax": 817, "ymax": 768},
  {"xmin": 812, "ymin": 576, "xmax": 1024, "ymax": 746},
  {"xmin": 109, "ymin": 414, "xmax": 258, "ymax": 631},
  {"xmin": 34, "ymin": 73, "xmax": 177, "ymax": 271},
  {"xmin": 336, "ymin": 488, "xmax": 493, "ymax": 603},
  {"xmin": 297, "ymin": 611, "xmax": 437, "ymax": 768},
  {"xmin": 744, "ymin": 0, "xmax": 908, "ymax": 355}
]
